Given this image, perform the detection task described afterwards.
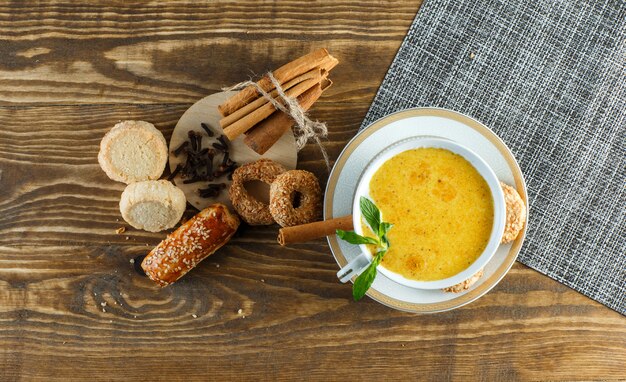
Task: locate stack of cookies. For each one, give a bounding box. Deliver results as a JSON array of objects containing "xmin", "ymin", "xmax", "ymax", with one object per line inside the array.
[{"xmin": 98, "ymin": 120, "xmax": 186, "ymax": 232}]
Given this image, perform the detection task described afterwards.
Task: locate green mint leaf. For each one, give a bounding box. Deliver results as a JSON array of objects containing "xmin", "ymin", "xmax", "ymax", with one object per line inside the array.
[
  {"xmin": 379, "ymin": 222, "xmax": 393, "ymax": 248},
  {"xmin": 352, "ymin": 250, "xmax": 386, "ymax": 301},
  {"xmin": 360, "ymin": 197, "xmax": 381, "ymax": 237},
  {"xmin": 336, "ymin": 230, "xmax": 380, "ymax": 245},
  {"xmin": 379, "ymin": 222, "xmax": 393, "ymax": 238}
]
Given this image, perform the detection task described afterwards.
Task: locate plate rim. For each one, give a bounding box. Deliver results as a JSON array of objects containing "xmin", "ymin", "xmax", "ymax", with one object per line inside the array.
[{"xmin": 324, "ymin": 107, "xmax": 529, "ymax": 313}]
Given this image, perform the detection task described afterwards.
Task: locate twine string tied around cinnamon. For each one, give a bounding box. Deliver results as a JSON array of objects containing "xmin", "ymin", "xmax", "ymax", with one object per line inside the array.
[{"xmin": 223, "ymin": 72, "xmax": 330, "ymax": 170}]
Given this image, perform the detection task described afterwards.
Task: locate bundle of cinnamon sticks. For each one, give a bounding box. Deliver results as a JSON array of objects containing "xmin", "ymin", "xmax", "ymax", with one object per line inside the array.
[{"xmin": 218, "ymin": 48, "xmax": 338, "ymax": 155}]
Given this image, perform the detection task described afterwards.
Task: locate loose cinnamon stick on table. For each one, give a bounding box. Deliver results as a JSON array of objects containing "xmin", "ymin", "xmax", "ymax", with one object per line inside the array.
[
  {"xmin": 218, "ymin": 48, "xmax": 338, "ymax": 117},
  {"xmin": 244, "ymin": 78, "xmax": 332, "ymax": 155},
  {"xmin": 219, "ymin": 67, "xmax": 325, "ymax": 129},
  {"xmin": 278, "ymin": 215, "xmax": 353, "ymax": 246},
  {"xmin": 222, "ymin": 76, "xmax": 324, "ymax": 141}
]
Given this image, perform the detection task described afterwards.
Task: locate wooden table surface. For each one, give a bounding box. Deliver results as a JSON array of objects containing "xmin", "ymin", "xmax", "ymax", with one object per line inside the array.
[{"xmin": 1, "ymin": 1, "xmax": 624, "ymax": 381}]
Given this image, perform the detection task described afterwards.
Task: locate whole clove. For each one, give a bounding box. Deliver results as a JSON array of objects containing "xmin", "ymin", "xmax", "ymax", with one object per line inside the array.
[
  {"xmin": 205, "ymin": 149, "xmax": 215, "ymax": 181},
  {"xmin": 217, "ymin": 134, "xmax": 229, "ymax": 150},
  {"xmin": 213, "ymin": 163, "xmax": 238, "ymax": 179},
  {"xmin": 212, "ymin": 142, "xmax": 227, "ymax": 151},
  {"xmin": 172, "ymin": 141, "xmax": 189, "ymax": 157},
  {"xmin": 167, "ymin": 164, "xmax": 182, "ymax": 181},
  {"xmin": 200, "ymin": 122, "xmax": 215, "ymax": 137},
  {"xmin": 198, "ymin": 183, "xmax": 227, "ymax": 198},
  {"xmin": 187, "ymin": 130, "xmax": 197, "ymax": 151},
  {"xmin": 221, "ymin": 151, "xmax": 230, "ymax": 166}
]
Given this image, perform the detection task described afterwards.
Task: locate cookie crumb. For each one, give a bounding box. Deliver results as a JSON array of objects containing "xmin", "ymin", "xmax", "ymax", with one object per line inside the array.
[
  {"xmin": 100, "ymin": 302, "xmax": 107, "ymax": 307},
  {"xmin": 116, "ymin": 226, "xmax": 126, "ymax": 234},
  {"xmin": 129, "ymin": 258, "xmax": 135, "ymax": 264},
  {"xmin": 469, "ymin": 51, "xmax": 476, "ymax": 59},
  {"xmin": 237, "ymin": 309, "xmax": 243, "ymax": 315}
]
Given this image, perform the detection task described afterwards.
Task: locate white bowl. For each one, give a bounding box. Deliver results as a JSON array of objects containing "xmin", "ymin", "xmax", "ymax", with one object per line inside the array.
[{"xmin": 352, "ymin": 137, "xmax": 506, "ymax": 290}]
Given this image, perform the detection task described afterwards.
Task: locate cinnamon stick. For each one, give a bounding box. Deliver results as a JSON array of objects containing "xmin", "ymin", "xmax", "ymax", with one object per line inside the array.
[
  {"xmin": 220, "ymin": 68, "xmax": 325, "ymax": 129},
  {"xmin": 277, "ymin": 215, "xmax": 353, "ymax": 246},
  {"xmin": 244, "ymin": 78, "xmax": 332, "ymax": 155},
  {"xmin": 218, "ymin": 48, "xmax": 338, "ymax": 117},
  {"xmin": 222, "ymin": 76, "xmax": 323, "ymax": 141}
]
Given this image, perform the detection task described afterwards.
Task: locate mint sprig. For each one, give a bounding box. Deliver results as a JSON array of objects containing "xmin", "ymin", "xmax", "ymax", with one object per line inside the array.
[{"xmin": 337, "ymin": 197, "xmax": 393, "ymax": 301}]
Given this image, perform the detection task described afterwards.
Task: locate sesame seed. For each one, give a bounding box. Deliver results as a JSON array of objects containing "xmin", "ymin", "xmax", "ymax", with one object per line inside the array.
[
  {"xmin": 129, "ymin": 258, "xmax": 135, "ymax": 264},
  {"xmin": 100, "ymin": 302, "xmax": 107, "ymax": 307},
  {"xmin": 237, "ymin": 309, "xmax": 243, "ymax": 315},
  {"xmin": 192, "ymin": 314, "xmax": 198, "ymax": 318},
  {"xmin": 469, "ymin": 52, "xmax": 476, "ymax": 59}
]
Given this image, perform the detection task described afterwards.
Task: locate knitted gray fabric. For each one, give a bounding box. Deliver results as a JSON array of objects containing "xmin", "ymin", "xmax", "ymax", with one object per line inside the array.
[{"xmin": 361, "ymin": 0, "xmax": 625, "ymax": 314}]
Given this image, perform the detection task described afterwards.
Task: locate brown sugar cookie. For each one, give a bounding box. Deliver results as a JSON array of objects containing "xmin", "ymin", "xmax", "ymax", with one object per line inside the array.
[
  {"xmin": 269, "ymin": 170, "xmax": 322, "ymax": 227},
  {"xmin": 98, "ymin": 120, "xmax": 168, "ymax": 184},
  {"xmin": 443, "ymin": 269, "xmax": 484, "ymax": 293},
  {"xmin": 228, "ymin": 159, "xmax": 286, "ymax": 225},
  {"xmin": 501, "ymin": 181, "xmax": 527, "ymax": 244}
]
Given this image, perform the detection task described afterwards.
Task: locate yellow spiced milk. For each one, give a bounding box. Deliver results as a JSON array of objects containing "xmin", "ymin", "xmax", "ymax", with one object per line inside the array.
[{"xmin": 365, "ymin": 148, "xmax": 493, "ymax": 281}]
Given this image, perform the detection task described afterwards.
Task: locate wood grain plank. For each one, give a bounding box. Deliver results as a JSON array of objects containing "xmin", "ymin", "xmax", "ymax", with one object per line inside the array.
[
  {"xmin": 0, "ymin": 244, "xmax": 624, "ymax": 381},
  {"xmin": 0, "ymin": 1, "xmax": 416, "ymax": 105}
]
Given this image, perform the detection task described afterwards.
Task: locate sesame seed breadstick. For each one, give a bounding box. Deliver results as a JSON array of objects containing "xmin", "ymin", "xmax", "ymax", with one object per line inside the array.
[{"xmin": 141, "ymin": 204, "xmax": 240, "ymax": 286}]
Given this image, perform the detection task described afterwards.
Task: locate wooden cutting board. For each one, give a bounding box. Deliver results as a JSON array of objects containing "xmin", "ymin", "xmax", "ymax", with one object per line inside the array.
[{"xmin": 168, "ymin": 91, "xmax": 298, "ymax": 210}]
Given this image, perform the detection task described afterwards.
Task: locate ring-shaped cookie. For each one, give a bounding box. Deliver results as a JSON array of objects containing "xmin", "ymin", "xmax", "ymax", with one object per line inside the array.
[
  {"xmin": 228, "ymin": 159, "xmax": 286, "ymax": 225},
  {"xmin": 269, "ymin": 170, "xmax": 322, "ymax": 227}
]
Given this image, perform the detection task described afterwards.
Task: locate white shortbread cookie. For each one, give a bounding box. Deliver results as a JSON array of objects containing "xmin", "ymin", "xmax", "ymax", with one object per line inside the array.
[
  {"xmin": 98, "ymin": 120, "xmax": 168, "ymax": 184},
  {"xmin": 120, "ymin": 180, "xmax": 186, "ymax": 232}
]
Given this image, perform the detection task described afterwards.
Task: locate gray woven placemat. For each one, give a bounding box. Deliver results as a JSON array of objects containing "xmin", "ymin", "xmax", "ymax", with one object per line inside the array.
[{"xmin": 360, "ymin": 0, "xmax": 625, "ymax": 314}]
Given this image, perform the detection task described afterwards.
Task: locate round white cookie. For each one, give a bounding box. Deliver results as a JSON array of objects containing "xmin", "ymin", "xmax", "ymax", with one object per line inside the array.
[
  {"xmin": 98, "ymin": 120, "xmax": 168, "ymax": 184},
  {"xmin": 119, "ymin": 180, "xmax": 186, "ymax": 232}
]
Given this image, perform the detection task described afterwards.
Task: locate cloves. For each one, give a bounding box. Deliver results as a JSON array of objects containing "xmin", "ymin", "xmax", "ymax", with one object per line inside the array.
[
  {"xmin": 201, "ymin": 122, "xmax": 215, "ymax": 137},
  {"xmin": 167, "ymin": 164, "xmax": 182, "ymax": 181},
  {"xmin": 172, "ymin": 141, "xmax": 188, "ymax": 157}
]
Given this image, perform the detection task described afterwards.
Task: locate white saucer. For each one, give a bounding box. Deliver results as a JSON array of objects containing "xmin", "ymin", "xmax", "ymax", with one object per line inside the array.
[{"xmin": 324, "ymin": 108, "xmax": 528, "ymax": 313}]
